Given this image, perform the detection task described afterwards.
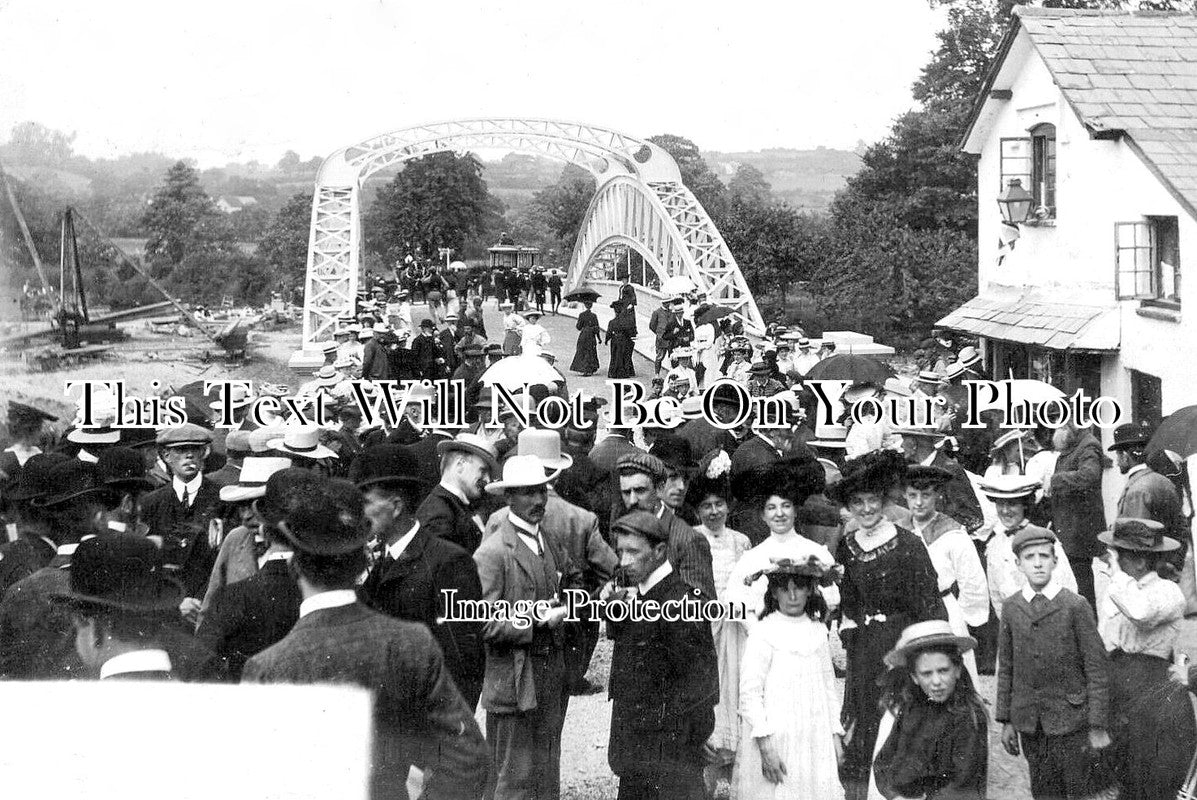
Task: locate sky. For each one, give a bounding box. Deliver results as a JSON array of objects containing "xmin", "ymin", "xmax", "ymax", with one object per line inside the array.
[{"xmin": 0, "ymin": 0, "xmax": 946, "ymax": 167}]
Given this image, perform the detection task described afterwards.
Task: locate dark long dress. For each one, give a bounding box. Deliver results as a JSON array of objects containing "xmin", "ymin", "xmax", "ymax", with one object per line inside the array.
[
  {"xmin": 606, "ymin": 307, "xmax": 637, "ymax": 379},
  {"xmin": 872, "ymin": 692, "xmax": 988, "ymax": 799},
  {"xmin": 570, "ymin": 309, "xmax": 601, "ymax": 375},
  {"xmin": 1109, "ymin": 651, "xmax": 1197, "ymax": 800},
  {"xmin": 836, "ymin": 525, "xmax": 948, "ymax": 787}
]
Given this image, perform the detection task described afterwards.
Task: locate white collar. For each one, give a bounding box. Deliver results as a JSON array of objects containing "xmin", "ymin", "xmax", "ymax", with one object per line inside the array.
[
  {"xmin": 639, "ymin": 560, "xmax": 673, "ymax": 595},
  {"xmin": 100, "ymin": 648, "xmax": 172, "ymax": 679},
  {"xmin": 299, "ymin": 589, "xmax": 358, "ymax": 618},
  {"xmin": 655, "ymin": 504, "xmax": 666, "ymax": 520},
  {"xmin": 258, "ymin": 550, "xmax": 293, "ymax": 569},
  {"xmin": 509, "ymin": 513, "xmax": 543, "ymax": 555},
  {"xmin": 439, "ymin": 479, "xmax": 469, "ymax": 505},
  {"xmin": 385, "ymin": 521, "xmax": 421, "ymax": 560},
  {"xmin": 1021, "ymin": 581, "xmax": 1062, "ymax": 602},
  {"xmin": 1128, "ymin": 463, "xmax": 1149, "ymax": 478},
  {"xmin": 77, "ymin": 449, "xmax": 99, "ymax": 464},
  {"xmin": 920, "ymin": 450, "xmax": 937, "ymax": 467},
  {"xmin": 173, "ymin": 474, "xmax": 203, "ymax": 504},
  {"xmin": 753, "ymin": 431, "xmax": 780, "ymax": 453}
]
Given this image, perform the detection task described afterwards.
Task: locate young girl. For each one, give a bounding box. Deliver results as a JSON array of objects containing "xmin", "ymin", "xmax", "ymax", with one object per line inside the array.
[{"xmin": 734, "ymin": 557, "xmax": 844, "ymax": 800}]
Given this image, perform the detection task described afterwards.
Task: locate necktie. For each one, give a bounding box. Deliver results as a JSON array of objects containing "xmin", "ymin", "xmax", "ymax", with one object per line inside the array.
[
  {"xmin": 181, "ymin": 487, "xmax": 190, "ymax": 508},
  {"xmin": 1030, "ymin": 592, "xmax": 1047, "ymax": 609}
]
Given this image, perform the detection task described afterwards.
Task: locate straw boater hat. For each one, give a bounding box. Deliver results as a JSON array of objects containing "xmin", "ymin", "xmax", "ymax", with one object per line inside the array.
[
  {"xmin": 484, "ymin": 454, "xmax": 560, "ymax": 494},
  {"xmin": 267, "ymin": 427, "xmax": 338, "ymax": 460},
  {"xmin": 956, "ymin": 346, "xmax": 982, "ymax": 368},
  {"xmin": 516, "ymin": 429, "xmax": 573, "ymax": 471},
  {"xmin": 437, "ymin": 432, "xmax": 500, "ymax": 473},
  {"xmin": 218, "ymin": 457, "xmax": 294, "ymax": 503},
  {"xmin": 990, "ymin": 429, "xmax": 1028, "ymax": 452},
  {"xmin": 977, "ymin": 474, "xmax": 1039, "ymax": 501},
  {"xmin": 313, "ymin": 365, "xmax": 341, "ymax": 386},
  {"xmin": 524, "ymin": 309, "xmax": 543, "ymax": 320},
  {"xmin": 883, "ymin": 620, "xmax": 976, "ymax": 668},
  {"xmin": 913, "ymin": 371, "xmax": 945, "ymax": 391},
  {"xmin": 67, "ymin": 427, "xmax": 121, "ymax": 446},
  {"xmin": 1098, "ymin": 517, "xmax": 1180, "ymax": 552}
]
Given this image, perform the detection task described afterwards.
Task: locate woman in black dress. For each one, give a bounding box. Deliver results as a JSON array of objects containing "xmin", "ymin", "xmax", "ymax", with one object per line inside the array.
[
  {"xmin": 871, "ymin": 620, "xmax": 988, "ymax": 799},
  {"xmin": 830, "ymin": 450, "xmax": 948, "ymax": 800},
  {"xmin": 606, "ymin": 299, "xmax": 637, "ymax": 379},
  {"xmin": 570, "ymin": 300, "xmax": 601, "ymax": 376}
]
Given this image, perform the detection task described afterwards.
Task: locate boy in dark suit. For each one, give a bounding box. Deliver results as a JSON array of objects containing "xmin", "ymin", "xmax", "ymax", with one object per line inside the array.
[{"xmin": 996, "ymin": 525, "xmax": 1113, "ymax": 800}]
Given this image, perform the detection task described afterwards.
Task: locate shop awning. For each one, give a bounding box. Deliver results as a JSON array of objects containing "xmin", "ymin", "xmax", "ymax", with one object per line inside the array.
[{"xmin": 937, "ymin": 292, "xmax": 1120, "ymax": 351}]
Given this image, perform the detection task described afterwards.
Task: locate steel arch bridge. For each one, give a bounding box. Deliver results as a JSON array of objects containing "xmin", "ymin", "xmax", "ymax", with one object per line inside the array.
[{"xmin": 293, "ymin": 118, "xmax": 765, "ymax": 361}]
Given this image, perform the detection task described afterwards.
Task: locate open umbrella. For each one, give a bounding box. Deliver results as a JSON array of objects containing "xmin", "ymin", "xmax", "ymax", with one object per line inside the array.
[
  {"xmin": 481, "ymin": 355, "xmax": 564, "ymax": 392},
  {"xmin": 564, "ymin": 288, "xmax": 601, "ymax": 303},
  {"xmin": 1148, "ymin": 405, "xmax": 1197, "ymax": 458},
  {"xmin": 660, "ymin": 275, "xmax": 694, "ymax": 297},
  {"xmin": 694, "ymin": 305, "xmax": 733, "ymax": 327},
  {"xmin": 803, "ymin": 354, "xmax": 895, "ymax": 384}
]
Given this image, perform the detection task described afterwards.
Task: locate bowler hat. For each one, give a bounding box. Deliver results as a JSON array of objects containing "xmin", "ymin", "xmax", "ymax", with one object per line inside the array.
[
  {"xmin": 350, "ymin": 445, "xmax": 428, "ymax": 493},
  {"xmin": 32, "ymin": 460, "xmax": 104, "ymax": 507},
  {"xmin": 1107, "ymin": 422, "xmax": 1152, "ymax": 452},
  {"xmin": 95, "ymin": 447, "xmax": 153, "ymax": 494},
  {"xmin": 516, "ymin": 429, "xmax": 573, "ymax": 471},
  {"xmin": 1010, "ymin": 524, "xmax": 1057, "ymax": 555},
  {"xmin": 611, "ymin": 510, "xmax": 669, "ymax": 544},
  {"xmin": 51, "ymin": 533, "xmax": 182, "ymax": 614},
  {"xmin": 419, "ymin": 319, "xmax": 436, "ymax": 329},
  {"xmin": 252, "ymin": 467, "xmax": 323, "ymax": 525},
  {"xmin": 883, "ymin": 620, "xmax": 975, "ymax": 668},
  {"xmin": 276, "ymin": 479, "xmax": 369, "ymax": 556},
  {"xmin": 1098, "ymin": 517, "xmax": 1180, "ymax": 552},
  {"xmin": 649, "ymin": 435, "xmax": 698, "ymax": 471}
]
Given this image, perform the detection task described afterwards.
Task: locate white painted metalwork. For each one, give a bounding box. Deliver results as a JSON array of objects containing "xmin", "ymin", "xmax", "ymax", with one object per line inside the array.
[{"xmin": 295, "ymin": 119, "xmax": 765, "ymax": 363}]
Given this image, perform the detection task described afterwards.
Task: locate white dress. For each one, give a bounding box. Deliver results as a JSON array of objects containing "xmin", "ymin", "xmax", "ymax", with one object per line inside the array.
[
  {"xmin": 734, "ymin": 613, "xmax": 845, "ymax": 800},
  {"xmin": 519, "ymin": 322, "xmax": 550, "ymax": 356},
  {"xmin": 725, "ymin": 530, "xmax": 838, "ymax": 633}
]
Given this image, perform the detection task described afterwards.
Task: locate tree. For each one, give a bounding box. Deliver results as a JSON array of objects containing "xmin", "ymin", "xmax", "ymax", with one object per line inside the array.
[
  {"xmin": 141, "ymin": 161, "xmax": 228, "ymax": 268},
  {"xmin": 648, "ymin": 134, "xmax": 728, "ymax": 221},
  {"xmin": 166, "ymin": 251, "xmax": 274, "ymax": 305},
  {"xmin": 276, "ymin": 150, "xmax": 302, "ymax": 174},
  {"xmin": 3, "ymin": 121, "xmax": 75, "ymax": 165},
  {"xmin": 257, "ymin": 192, "xmax": 313, "ymax": 292},
  {"xmin": 527, "ymin": 164, "xmax": 595, "ymax": 258},
  {"xmin": 728, "ymin": 164, "xmax": 772, "ymax": 206},
  {"xmin": 364, "ymin": 152, "xmax": 498, "ymax": 265}
]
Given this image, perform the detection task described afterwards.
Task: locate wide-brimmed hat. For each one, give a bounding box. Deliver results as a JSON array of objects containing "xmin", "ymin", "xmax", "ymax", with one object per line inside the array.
[
  {"xmin": 33, "ymin": 460, "xmax": 104, "ymax": 508},
  {"xmin": 7, "ymin": 401, "xmax": 58, "ymax": 424},
  {"xmin": 485, "ymin": 454, "xmax": 560, "ymax": 494},
  {"xmin": 267, "ymin": 427, "xmax": 338, "ymax": 460},
  {"xmin": 828, "ymin": 449, "xmax": 907, "ymax": 506},
  {"xmin": 252, "ymin": 467, "xmax": 323, "ymax": 524},
  {"xmin": 313, "ymin": 365, "xmax": 342, "ymax": 386},
  {"xmin": 1107, "ymin": 422, "xmax": 1153, "ymax": 452},
  {"xmin": 156, "ymin": 423, "xmax": 214, "ymax": 448},
  {"xmin": 978, "ymin": 474, "xmax": 1040, "ymax": 501},
  {"xmin": 523, "ymin": 309, "xmax": 543, "ymax": 320},
  {"xmin": 350, "ymin": 445, "xmax": 427, "ymax": 493},
  {"xmin": 1098, "ymin": 517, "xmax": 1180, "ymax": 552},
  {"xmin": 883, "ymin": 620, "xmax": 976, "ymax": 668},
  {"xmin": 903, "ymin": 464, "xmax": 953, "ymax": 489},
  {"xmin": 4, "ymin": 452, "xmax": 70, "ymax": 503},
  {"xmin": 736, "ymin": 456, "xmax": 826, "ymax": 506},
  {"xmin": 51, "ymin": 533, "xmax": 182, "ymax": 614},
  {"xmin": 66, "ymin": 426, "xmax": 120, "ymax": 446},
  {"xmin": 671, "ymin": 347, "xmax": 695, "ymax": 361},
  {"xmin": 95, "ymin": 447, "xmax": 154, "ymax": 494},
  {"xmin": 219, "ymin": 456, "xmax": 294, "ymax": 503},
  {"xmin": 956, "ymin": 346, "xmax": 982, "ymax": 368},
  {"xmin": 516, "ymin": 429, "xmax": 573, "ymax": 471},
  {"xmin": 437, "ymin": 432, "xmax": 500, "ymax": 472},
  {"xmin": 649, "ymin": 435, "xmax": 698, "ymax": 471}
]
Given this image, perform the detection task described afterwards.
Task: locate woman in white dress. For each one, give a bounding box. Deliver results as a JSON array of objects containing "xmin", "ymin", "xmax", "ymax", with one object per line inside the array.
[
  {"xmin": 902, "ymin": 465, "xmax": 990, "ymax": 686},
  {"xmin": 690, "ymin": 460, "xmax": 752, "ymax": 794},
  {"xmin": 518, "ymin": 309, "xmax": 551, "ymax": 357},
  {"xmin": 735, "ymin": 557, "xmax": 844, "ymax": 800}
]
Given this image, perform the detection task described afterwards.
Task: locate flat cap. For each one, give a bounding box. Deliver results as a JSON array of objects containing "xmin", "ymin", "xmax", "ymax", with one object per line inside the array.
[
  {"xmin": 612, "ymin": 510, "xmax": 670, "ymax": 544},
  {"xmin": 616, "ymin": 452, "xmax": 667, "ymax": 482},
  {"xmin": 1010, "ymin": 524, "xmax": 1056, "ymax": 555},
  {"xmin": 156, "ymin": 423, "xmax": 213, "ymax": 448}
]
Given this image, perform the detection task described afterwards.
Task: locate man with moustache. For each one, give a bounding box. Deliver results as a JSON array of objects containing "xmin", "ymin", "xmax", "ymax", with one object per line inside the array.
[
  {"xmin": 473, "ymin": 454, "xmax": 576, "ymax": 799},
  {"xmin": 416, "ymin": 432, "xmax": 500, "ymax": 555}
]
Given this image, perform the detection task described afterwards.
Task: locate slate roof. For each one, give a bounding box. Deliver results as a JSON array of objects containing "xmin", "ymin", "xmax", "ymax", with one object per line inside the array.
[
  {"xmin": 937, "ymin": 291, "xmax": 1120, "ymax": 351},
  {"xmin": 972, "ymin": 8, "xmax": 1197, "ymax": 218}
]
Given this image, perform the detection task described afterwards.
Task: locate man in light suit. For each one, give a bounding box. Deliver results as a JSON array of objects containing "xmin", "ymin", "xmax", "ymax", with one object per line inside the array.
[
  {"xmin": 615, "ymin": 452, "xmax": 715, "ymax": 599},
  {"xmin": 243, "ymin": 477, "xmax": 486, "ymax": 800},
  {"xmin": 474, "ymin": 454, "xmax": 580, "ymax": 800},
  {"xmin": 485, "ymin": 430, "xmax": 617, "ymax": 698}
]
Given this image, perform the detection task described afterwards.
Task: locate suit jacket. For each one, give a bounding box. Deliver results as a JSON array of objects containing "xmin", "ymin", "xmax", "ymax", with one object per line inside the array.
[
  {"xmin": 437, "ymin": 329, "xmax": 458, "ymax": 373},
  {"xmin": 588, "ymin": 434, "xmax": 644, "ymax": 475},
  {"xmin": 361, "ymin": 337, "xmax": 390, "ymax": 380},
  {"xmin": 417, "ymin": 484, "xmax": 486, "ymax": 555},
  {"xmin": 204, "ymin": 461, "xmax": 241, "ymax": 490},
  {"xmin": 139, "ymin": 480, "xmax": 221, "ymax": 599},
  {"xmin": 659, "ymin": 507, "xmax": 716, "ymax": 599},
  {"xmin": 0, "ymin": 566, "xmax": 82, "ymax": 679},
  {"xmin": 472, "ymin": 514, "xmax": 574, "ymax": 714},
  {"xmin": 359, "ymin": 522, "xmax": 485, "ymax": 708},
  {"xmin": 553, "ymin": 449, "xmax": 611, "ymax": 533},
  {"xmin": 200, "ymin": 525, "xmax": 260, "ymax": 614},
  {"xmin": 410, "ymin": 334, "xmax": 441, "ymax": 380},
  {"xmin": 677, "ymin": 418, "xmax": 739, "ymax": 460},
  {"xmin": 729, "ymin": 435, "xmax": 780, "ymax": 480},
  {"xmin": 196, "ymin": 558, "xmax": 300, "ymax": 680},
  {"xmin": 0, "ymin": 535, "xmax": 55, "ymax": 598},
  {"xmin": 606, "ymin": 568, "xmax": 717, "ymax": 777},
  {"xmin": 407, "ymin": 431, "xmax": 453, "ymax": 490},
  {"xmin": 243, "ymin": 602, "xmax": 487, "ymax": 800},
  {"xmin": 1049, "ymin": 431, "xmax": 1108, "ymax": 558},
  {"xmin": 931, "ymin": 451, "xmax": 984, "ymax": 534},
  {"xmin": 1118, "ymin": 467, "xmax": 1185, "ymax": 544},
  {"xmin": 996, "ymin": 588, "xmax": 1109, "ymax": 735}
]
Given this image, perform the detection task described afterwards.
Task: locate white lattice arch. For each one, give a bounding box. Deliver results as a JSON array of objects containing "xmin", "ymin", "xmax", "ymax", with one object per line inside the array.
[{"xmin": 293, "ymin": 119, "xmax": 765, "ymax": 366}]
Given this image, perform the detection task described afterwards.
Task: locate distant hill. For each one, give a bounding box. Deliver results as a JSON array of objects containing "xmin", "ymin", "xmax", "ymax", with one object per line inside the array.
[{"xmin": 703, "ymin": 147, "xmax": 861, "ymax": 213}]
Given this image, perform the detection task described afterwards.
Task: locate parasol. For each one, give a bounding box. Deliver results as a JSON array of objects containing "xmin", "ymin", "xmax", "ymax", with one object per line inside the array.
[
  {"xmin": 448, "ymin": 261, "xmax": 469, "ymax": 271},
  {"xmin": 694, "ymin": 305, "xmax": 733, "ymax": 327},
  {"xmin": 564, "ymin": 288, "xmax": 601, "ymax": 303},
  {"xmin": 1148, "ymin": 405, "xmax": 1197, "ymax": 458},
  {"xmin": 660, "ymin": 275, "xmax": 695, "ymax": 297},
  {"xmin": 803, "ymin": 354, "xmax": 895, "ymax": 384},
  {"xmin": 481, "ymin": 355, "xmax": 565, "ymax": 392}
]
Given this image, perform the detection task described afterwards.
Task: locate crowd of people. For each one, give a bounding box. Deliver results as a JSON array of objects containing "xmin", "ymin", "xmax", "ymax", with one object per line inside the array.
[{"xmin": 1, "ymin": 284, "xmax": 1195, "ymax": 800}]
